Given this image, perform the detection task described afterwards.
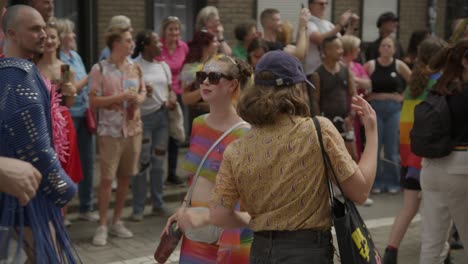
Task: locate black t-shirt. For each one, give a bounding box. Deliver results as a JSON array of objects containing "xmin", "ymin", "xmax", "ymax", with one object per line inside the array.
[{"xmin": 447, "ymin": 83, "xmax": 468, "ymax": 145}]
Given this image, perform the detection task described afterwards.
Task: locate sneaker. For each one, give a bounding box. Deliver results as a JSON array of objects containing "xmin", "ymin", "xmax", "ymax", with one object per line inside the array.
[
  {"xmin": 130, "ymin": 213, "xmax": 144, "ymax": 222},
  {"xmin": 110, "ymin": 221, "xmax": 133, "ymax": 238},
  {"xmin": 166, "ymin": 175, "xmax": 184, "ymax": 185},
  {"xmin": 371, "ymin": 188, "xmax": 382, "ymax": 194},
  {"xmin": 383, "ymin": 247, "xmax": 397, "ymax": 264},
  {"xmin": 363, "ymin": 198, "xmax": 374, "ymax": 206},
  {"xmin": 64, "ymin": 218, "xmax": 72, "ymax": 227},
  {"xmin": 152, "ymin": 207, "xmax": 173, "ymax": 217},
  {"xmin": 92, "ymin": 225, "xmax": 108, "ymax": 246},
  {"xmin": 388, "ymin": 187, "xmax": 400, "ymax": 194},
  {"xmin": 78, "ymin": 211, "xmax": 99, "ymax": 222}
]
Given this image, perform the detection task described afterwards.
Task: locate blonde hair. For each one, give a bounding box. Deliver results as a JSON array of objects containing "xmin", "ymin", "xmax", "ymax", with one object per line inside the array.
[
  {"xmin": 206, "ymin": 54, "xmax": 253, "ymax": 100},
  {"xmin": 277, "ymin": 20, "xmax": 293, "ymax": 45},
  {"xmin": 160, "ymin": 16, "xmax": 182, "ymax": 38},
  {"xmin": 195, "ymin": 6, "xmax": 219, "ymax": 30},
  {"xmin": 340, "ymin": 35, "xmax": 361, "ymax": 56},
  {"xmin": 107, "ymin": 15, "xmax": 131, "ymax": 32},
  {"xmin": 55, "ymin": 18, "xmax": 74, "ymax": 38}
]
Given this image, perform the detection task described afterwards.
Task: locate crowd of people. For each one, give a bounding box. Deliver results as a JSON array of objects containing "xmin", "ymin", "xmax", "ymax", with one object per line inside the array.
[{"xmin": 0, "ymin": 0, "xmax": 467, "ymax": 263}]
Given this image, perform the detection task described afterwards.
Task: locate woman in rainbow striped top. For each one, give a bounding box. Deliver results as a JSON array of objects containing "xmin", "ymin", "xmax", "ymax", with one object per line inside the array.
[
  {"xmin": 162, "ymin": 54, "xmax": 253, "ymax": 263},
  {"xmin": 383, "ymin": 37, "xmax": 447, "ymax": 264}
]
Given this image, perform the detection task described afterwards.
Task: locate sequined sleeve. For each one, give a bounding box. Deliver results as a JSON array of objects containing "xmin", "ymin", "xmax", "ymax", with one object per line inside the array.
[{"xmin": 0, "ymin": 66, "xmax": 77, "ymax": 207}]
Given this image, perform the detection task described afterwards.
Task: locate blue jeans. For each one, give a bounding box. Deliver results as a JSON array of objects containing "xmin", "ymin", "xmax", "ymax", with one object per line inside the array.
[
  {"xmin": 371, "ymin": 100, "xmax": 401, "ymax": 190},
  {"xmin": 250, "ymin": 229, "xmax": 333, "ymax": 264},
  {"xmin": 132, "ymin": 107, "xmax": 169, "ymax": 215},
  {"xmin": 72, "ymin": 116, "xmax": 96, "ymax": 213}
]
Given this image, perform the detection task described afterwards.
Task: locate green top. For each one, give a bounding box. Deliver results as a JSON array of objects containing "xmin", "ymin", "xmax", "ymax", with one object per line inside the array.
[{"xmin": 232, "ymin": 42, "xmax": 247, "ymax": 61}]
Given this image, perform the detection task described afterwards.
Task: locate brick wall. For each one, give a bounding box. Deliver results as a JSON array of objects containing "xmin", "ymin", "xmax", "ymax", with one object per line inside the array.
[
  {"xmin": 332, "ymin": 0, "xmax": 361, "ymax": 36},
  {"xmin": 398, "ymin": 0, "xmax": 427, "ymax": 54},
  {"xmin": 208, "ymin": 0, "xmax": 255, "ymax": 45},
  {"xmin": 97, "ymin": 0, "xmax": 146, "ymax": 52},
  {"xmin": 436, "ymin": 0, "xmax": 446, "ymax": 39}
]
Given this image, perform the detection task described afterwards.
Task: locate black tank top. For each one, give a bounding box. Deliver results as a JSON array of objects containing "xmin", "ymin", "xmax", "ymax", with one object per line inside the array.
[
  {"xmin": 370, "ymin": 59, "xmax": 405, "ymax": 93},
  {"xmin": 316, "ymin": 64, "xmax": 350, "ymax": 119}
]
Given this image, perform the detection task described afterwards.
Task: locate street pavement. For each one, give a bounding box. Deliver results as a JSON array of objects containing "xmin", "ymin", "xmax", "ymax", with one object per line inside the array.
[
  {"xmin": 62, "ymin": 148, "xmax": 465, "ymax": 263},
  {"xmin": 66, "ymin": 192, "xmax": 465, "ymax": 264}
]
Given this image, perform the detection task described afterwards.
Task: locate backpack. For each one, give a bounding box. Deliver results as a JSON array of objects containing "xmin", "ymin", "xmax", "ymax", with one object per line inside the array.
[{"xmin": 410, "ymin": 91, "xmax": 453, "ymax": 158}]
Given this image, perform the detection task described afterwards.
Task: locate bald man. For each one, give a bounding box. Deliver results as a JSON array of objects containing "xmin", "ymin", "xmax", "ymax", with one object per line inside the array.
[{"xmin": 0, "ymin": 5, "xmax": 79, "ymax": 263}]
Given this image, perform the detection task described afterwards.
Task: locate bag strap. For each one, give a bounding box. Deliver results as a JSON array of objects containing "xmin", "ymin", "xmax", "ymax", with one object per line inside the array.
[
  {"xmin": 186, "ymin": 119, "xmax": 248, "ymax": 207},
  {"xmin": 160, "ymin": 62, "xmax": 173, "ymax": 95},
  {"xmin": 312, "ymin": 117, "xmax": 348, "ymax": 205}
]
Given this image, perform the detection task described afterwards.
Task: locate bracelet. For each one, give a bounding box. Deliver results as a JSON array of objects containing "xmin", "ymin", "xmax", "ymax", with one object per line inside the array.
[
  {"xmin": 61, "ymin": 93, "xmax": 77, "ymax": 97},
  {"xmin": 218, "ymin": 38, "xmax": 225, "ymax": 42}
]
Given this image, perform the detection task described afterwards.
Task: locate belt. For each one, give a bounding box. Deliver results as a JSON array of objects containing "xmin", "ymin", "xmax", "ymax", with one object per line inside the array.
[{"xmin": 254, "ymin": 229, "xmax": 331, "ymax": 242}]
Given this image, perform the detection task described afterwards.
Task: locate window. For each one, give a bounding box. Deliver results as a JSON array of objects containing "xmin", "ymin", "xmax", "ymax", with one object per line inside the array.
[
  {"xmin": 150, "ymin": 0, "xmax": 202, "ymax": 41},
  {"xmin": 361, "ymin": 0, "xmax": 399, "ymax": 42}
]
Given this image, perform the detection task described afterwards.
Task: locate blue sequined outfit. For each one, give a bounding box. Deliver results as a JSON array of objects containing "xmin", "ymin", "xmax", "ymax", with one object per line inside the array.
[{"xmin": 0, "ymin": 58, "xmax": 80, "ymax": 263}]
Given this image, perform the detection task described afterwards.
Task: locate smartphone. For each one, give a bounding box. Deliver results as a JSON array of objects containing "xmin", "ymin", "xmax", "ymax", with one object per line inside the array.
[
  {"xmin": 61, "ymin": 64, "xmax": 70, "ymax": 83},
  {"xmin": 301, "ymin": 3, "xmax": 305, "ymax": 9}
]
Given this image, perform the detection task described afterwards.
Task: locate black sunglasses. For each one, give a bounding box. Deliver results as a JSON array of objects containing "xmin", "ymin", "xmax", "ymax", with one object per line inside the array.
[{"xmin": 196, "ymin": 71, "xmax": 233, "ymax": 85}]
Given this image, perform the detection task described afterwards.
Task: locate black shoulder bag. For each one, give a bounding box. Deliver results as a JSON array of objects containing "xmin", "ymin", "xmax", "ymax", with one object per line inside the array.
[{"xmin": 312, "ymin": 117, "xmax": 382, "ymax": 264}]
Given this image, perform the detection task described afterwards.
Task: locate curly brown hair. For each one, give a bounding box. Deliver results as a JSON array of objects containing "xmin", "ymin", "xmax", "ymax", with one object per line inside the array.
[
  {"xmin": 237, "ymin": 71, "xmax": 310, "ymax": 126},
  {"xmin": 429, "ymin": 38, "xmax": 468, "ymax": 95},
  {"xmin": 408, "ymin": 37, "xmax": 447, "ymax": 98}
]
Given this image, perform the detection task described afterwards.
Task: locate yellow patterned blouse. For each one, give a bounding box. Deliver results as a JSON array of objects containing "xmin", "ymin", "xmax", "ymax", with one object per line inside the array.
[{"xmin": 212, "ymin": 116, "xmax": 358, "ymax": 231}]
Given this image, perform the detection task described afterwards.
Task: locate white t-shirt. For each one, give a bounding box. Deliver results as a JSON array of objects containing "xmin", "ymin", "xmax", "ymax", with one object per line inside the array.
[
  {"xmin": 134, "ymin": 56, "xmax": 172, "ymax": 116},
  {"xmin": 304, "ymin": 16, "xmax": 336, "ymax": 75}
]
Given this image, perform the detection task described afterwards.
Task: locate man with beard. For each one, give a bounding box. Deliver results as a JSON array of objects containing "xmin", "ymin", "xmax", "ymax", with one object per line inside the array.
[{"xmin": 0, "ymin": 5, "xmax": 78, "ymax": 263}]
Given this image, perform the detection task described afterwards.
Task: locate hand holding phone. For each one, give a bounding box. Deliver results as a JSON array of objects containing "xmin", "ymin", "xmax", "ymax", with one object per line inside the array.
[{"xmin": 61, "ymin": 64, "xmax": 71, "ymax": 84}]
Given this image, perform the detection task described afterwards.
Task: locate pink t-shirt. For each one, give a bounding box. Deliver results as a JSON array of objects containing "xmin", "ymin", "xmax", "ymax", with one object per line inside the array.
[
  {"xmin": 156, "ymin": 39, "xmax": 189, "ymax": 95},
  {"xmin": 350, "ymin": 61, "xmax": 368, "ymax": 79}
]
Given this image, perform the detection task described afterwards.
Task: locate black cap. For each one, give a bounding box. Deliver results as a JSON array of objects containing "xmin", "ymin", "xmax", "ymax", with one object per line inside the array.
[{"xmin": 377, "ymin": 12, "xmax": 398, "ymax": 28}]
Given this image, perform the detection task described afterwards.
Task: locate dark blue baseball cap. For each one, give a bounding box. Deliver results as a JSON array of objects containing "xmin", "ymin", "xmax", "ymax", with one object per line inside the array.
[{"xmin": 254, "ymin": 50, "xmax": 314, "ymax": 88}]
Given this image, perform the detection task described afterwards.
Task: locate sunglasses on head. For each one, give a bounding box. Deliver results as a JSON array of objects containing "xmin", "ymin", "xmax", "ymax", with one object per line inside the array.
[{"xmin": 196, "ymin": 71, "xmax": 233, "ymax": 85}]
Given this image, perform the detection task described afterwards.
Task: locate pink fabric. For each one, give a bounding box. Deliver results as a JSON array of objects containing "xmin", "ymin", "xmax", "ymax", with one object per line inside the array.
[
  {"xmin": 156, "ymin": 39, "xmax": 189, "ymax": 95},
  {"xmin": 350, "ymin": 62, "xmax": 368, "ymax": 79},
  {"xmin": 44, "ymin": 78, "xmax": 70, "ymax": 163},
  {"xmin": 89, "ymin": 60, "xmax": 145, "ymax": 138},
  {"xmin": 349, "ymin": 62, "xmax": 368, "ymax": 161}
]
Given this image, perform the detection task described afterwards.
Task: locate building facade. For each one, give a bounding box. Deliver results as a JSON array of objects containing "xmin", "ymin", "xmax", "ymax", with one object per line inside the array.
[{"xmin": 45, "ymin": 0, "xmax": 464, "ymax": 68}]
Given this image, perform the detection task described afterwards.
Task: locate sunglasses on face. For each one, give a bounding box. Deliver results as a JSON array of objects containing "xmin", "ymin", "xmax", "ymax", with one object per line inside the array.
[{"xmin": 196, "ymin": 71, "xmax": 233, "ymax": 85}]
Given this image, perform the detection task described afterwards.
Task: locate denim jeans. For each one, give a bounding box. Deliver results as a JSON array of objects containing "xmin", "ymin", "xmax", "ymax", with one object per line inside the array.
[
  {"xmin": 371, "ymin": 100, "xmax": 401, "ymax": 190},
  {"xmin": 250, "ymin": 229, "xmax": 333, "ymax": 264},
  {"xmin": 132, "ymin": 107, "xmax": 169, "ymax": 214},
  {"xmin": 72, "ymin": 116, "xmax": 95, "ymax": 213}
]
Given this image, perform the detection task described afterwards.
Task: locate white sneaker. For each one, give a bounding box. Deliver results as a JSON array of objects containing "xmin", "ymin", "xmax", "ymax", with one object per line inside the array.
[
  {"xmin": 363, "ymin": 198, "xmax": 374, "ymax": 206},
  {"xmin": 78, "ymin": 212, "xmax": 99, "ymax": 222},
  {"xmin": 92, "ymin": 225, "xmax": 108, "ymax": 246},
  {"xmin": 110, "ymin": 221, "xmax": 133, "ymax": 238}
]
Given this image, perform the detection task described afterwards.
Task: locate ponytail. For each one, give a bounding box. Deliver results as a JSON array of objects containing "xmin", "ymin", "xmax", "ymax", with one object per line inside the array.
[{"xmin": 132, "ymin": 30, "xmax": 154, "ymax": 59}]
